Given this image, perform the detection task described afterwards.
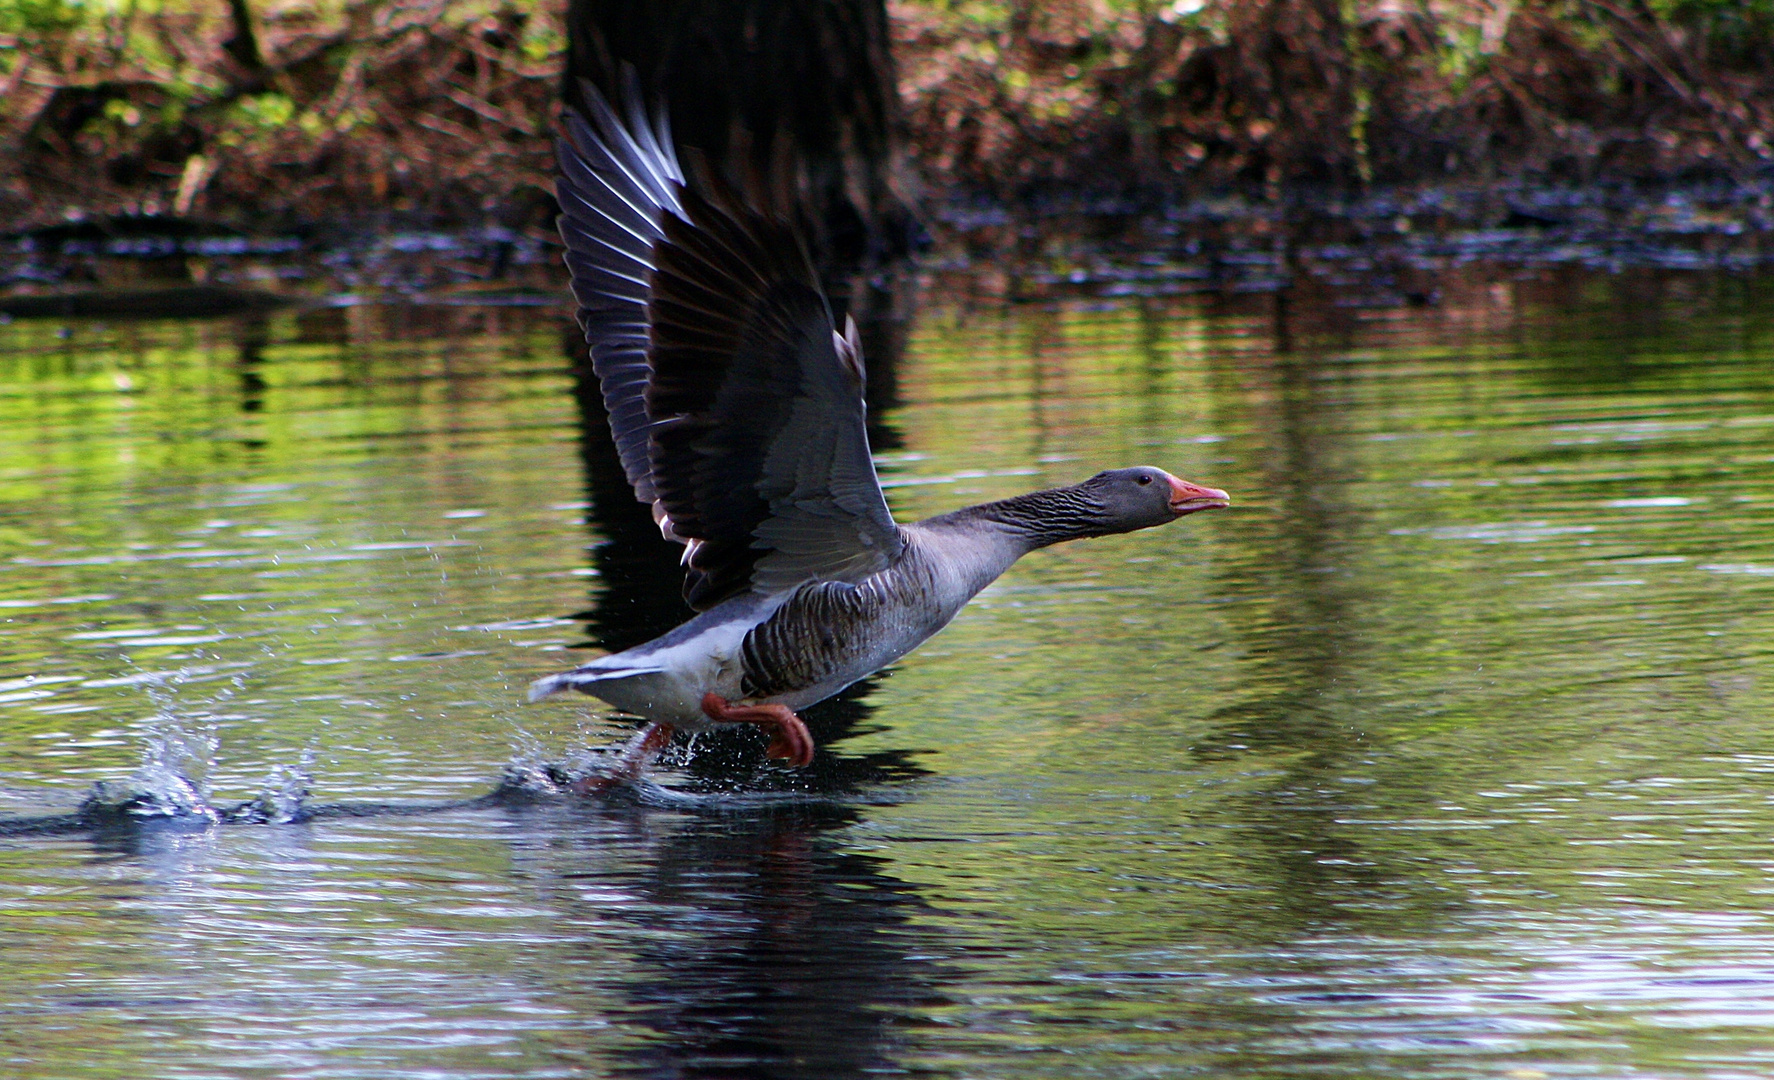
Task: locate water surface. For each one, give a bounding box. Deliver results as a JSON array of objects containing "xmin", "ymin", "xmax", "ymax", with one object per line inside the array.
[{"xmin": 3, "ymin": 261, "xmax": 1774, "ymax": 1077}]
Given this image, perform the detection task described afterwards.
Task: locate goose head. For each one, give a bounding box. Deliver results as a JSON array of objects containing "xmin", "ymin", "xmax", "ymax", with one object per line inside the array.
[{"xmin": 1081, "ymin": 466, "xmax": 1231, "ymax": 533}]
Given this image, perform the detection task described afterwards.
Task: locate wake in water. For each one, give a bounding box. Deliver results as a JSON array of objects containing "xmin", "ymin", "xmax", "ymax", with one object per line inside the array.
[
  {"xmin": 0, "ymin": 671, "xmax": 927, "ymax": 840},
  {"xmin": 0, "ymin": 730, "xmax": 900, "ymax": 841}
]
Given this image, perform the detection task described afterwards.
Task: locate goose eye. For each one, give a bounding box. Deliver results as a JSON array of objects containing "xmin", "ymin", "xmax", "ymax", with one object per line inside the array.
[{"xmin": 1136, "ymin": 474, "xmax": 1153, "ymax": 486}]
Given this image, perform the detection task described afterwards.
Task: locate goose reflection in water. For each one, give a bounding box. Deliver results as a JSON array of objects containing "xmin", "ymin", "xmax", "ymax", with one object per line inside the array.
[{"xmin": 510, "ymin": 788, "xmax": 946, "ymax": 1079}]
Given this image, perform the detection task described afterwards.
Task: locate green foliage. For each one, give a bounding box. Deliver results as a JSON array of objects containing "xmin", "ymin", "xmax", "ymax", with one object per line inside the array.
[
  {"xmin": 228, "ymin": 92, "xmax": 295, "ymax": 132},
  {"xmin": 516, "ymin": 14, "xmax": 562, "ymax": 65},
  {"xmin": 0, "ymin": 0, "xmax": 82, "ymax": 37},
  {"xmin": 214, "ymin": 92, "xmax": 340, "ymax": 149},
  {"xmin": 0, "ymin": 0, "xmax": 82, "ymax": 80},
  {"xmin": 921, "ymin": 0, "xmax": 1012, "ymax": 33}
]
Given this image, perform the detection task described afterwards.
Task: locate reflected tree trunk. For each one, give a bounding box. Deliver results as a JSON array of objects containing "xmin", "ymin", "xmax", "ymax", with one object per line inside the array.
[
  {"xmin": 235, "ymin": 313, "xmax": 269, "ymax": 417},
  {"xmin": 510, "ymin": 804, "xmax": 944, "ymax": 1078},
  {"xmin": 568, "ymin": 341, "xmax": 690, "ymax": 656},
  {"xmin": 1195, "ymin": 284, "xmax": 1390, "ymax": 929}
]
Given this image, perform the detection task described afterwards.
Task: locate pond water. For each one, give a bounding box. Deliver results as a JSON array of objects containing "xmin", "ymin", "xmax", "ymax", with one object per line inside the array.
[{"xmin": 3, "ymin": 253, "xmax": 1774, "ymax": 1078}]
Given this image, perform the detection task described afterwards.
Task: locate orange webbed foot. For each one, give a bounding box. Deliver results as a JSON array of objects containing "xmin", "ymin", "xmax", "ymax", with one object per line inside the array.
[
  {"xmin": 700, "ymin": 693, "xmax": 815, "ymax": 768},
  {"xmin": 569, "ymin": 721, "xmax": 674, "ymax": 794}
]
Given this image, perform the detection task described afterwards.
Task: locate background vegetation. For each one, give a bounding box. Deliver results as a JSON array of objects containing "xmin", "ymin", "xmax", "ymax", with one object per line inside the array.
[
  {"xmin": 2, "ymin": 0, "xmax": 1772, "ymax": 232},
  {"xmin": 898, "ymin": 0, "xmax": 1774, "ymax": 197},
  {"xmin": 1, "ymin": 0, "xmax": 563, "ymax": 229}
]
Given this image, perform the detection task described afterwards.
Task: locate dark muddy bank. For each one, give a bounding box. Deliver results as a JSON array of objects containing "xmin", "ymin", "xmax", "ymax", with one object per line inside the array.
[{"xmin": 5, "ymin": 180, "xmax": 1772, "ymax": 328}]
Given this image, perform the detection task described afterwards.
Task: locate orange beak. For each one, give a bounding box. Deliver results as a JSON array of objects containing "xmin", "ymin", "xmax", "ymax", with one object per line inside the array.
[{"xmin": 1166, "ymin": 474, "xmax": 1231, "ymax": 516}]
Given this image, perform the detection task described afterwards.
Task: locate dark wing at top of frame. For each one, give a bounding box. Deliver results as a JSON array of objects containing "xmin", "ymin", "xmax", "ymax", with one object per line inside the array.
[{"xmin": 555, "ymin": 81, "xmax": 903, "ymax": 611}]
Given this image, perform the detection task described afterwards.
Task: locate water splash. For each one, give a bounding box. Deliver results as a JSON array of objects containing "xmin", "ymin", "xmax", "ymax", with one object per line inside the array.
[
  {"xmin": 132, "ymin": 716, "xmax": 220, "ymax": 813},
  {"xmin": 492, "ymin": 725, "xmax": 620, "ymax": 801},
  {"xmin": 76, "ymin": 692, "xmax": 226, "ymax": 828},
  {"xmin": 78, "ymin": 777, "xmax": 219, "ymax": 830},
  {"xmin": 249, "ymin": 748, "xmax": 315, "ymax": 824},
  {"xmin": 491, "ymin": 759, "xmax": 577, "ymax": 801},
  {"xmin": 75, "ymin": 672, "xmax": 322, "ymax": 828}
]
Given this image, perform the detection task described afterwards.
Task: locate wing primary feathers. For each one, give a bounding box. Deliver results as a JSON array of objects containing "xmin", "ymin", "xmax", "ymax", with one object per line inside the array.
[
  {"xmin": 576, "ymin": 78, "xmax": 683, "ymax": 217},
  {"xmin": 618, "ymin": 67, "xmax": 685, "ymax": 191},
  {"xmin": 556, "ymin": 78, "xmax": 903, "ymax": 611},
  {"xmin": 555, "ymin": 75, "xmax": 690, "ymax": 508}
]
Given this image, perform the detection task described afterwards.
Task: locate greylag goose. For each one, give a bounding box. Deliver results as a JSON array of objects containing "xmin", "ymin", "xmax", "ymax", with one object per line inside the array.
[{"xmin": 530, "ymin": 84, "xmax": 1230, "ymax": 786}]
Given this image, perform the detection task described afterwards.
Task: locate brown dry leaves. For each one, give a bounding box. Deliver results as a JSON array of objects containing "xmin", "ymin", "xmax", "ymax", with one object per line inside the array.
[{"xmin": 2, "ymin": 0, "xmax": 563, "ymax": 228}]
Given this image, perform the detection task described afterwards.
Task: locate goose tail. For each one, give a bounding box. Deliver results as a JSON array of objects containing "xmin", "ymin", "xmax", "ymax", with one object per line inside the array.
[
  {"xmin": 527, "ymin": 663, "xmax": 663, "ymax": 703},
  {"xmin": 527, "ymin": 672, "xmax": 577, "ymax": 702}
]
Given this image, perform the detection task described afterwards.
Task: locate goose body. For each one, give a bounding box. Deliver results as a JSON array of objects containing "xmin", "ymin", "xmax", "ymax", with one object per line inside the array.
[
  {"xmin": 531, "ymin": 518, "xmax": 1010, "ymax": 727},
  {"xmin": 532, "ymin": 80, "xmax": 1229, "ymax": 780}
]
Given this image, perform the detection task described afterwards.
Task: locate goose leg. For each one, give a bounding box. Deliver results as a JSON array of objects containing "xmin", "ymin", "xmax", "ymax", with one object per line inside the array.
[
  {"xmin": 571, "ymin": 721, "xmax": 675, "ymax": 794},
  {"xmin": 700, "ymin": 693, "xmax": 815, "ymax": 768}
]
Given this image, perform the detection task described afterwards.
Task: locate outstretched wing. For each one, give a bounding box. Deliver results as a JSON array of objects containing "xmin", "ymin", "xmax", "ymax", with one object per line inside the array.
[
  {"xmin": 555, "ymin": 77, "xmax": 684, "ymax": 505},
  {"xmin": 555, "ymin": 82, "xmax": 903, "ymax": 611}
]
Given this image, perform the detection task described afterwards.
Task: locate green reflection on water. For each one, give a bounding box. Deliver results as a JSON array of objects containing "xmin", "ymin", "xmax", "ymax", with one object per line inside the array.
[
  {"xmin": 863, "ymin": 267, "xmax": 1774, "ymax": 1075},
  {"xmin": 1, "ymin": 266, "xmax": 1773, "ymax": 1078},
  {"xmin": 0, "ymin": 304, "xmax": 591, "ymax": 800}
]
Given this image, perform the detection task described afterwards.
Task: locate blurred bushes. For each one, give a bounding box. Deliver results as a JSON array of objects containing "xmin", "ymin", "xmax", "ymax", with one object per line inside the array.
[
  {"xmin": 895, "ymin": 0, "xmax": 1774, "ymax": 199},
  {"xmin": 0, "ymin": 0, "xmax": 563, "ymax": 229},
  {"xmin": 1, "ymin": 0, "xmax": 1771, "ymax": 231}
]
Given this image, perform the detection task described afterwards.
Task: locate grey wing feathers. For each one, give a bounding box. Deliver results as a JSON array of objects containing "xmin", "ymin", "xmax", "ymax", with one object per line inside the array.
[
  {"xmin": 645, "ymin": 188, "xmax": 905, "ymax": 608},
  {"xmin": 556, "ymin": 80, "xmax": 903, "ymax": 611},
  {"xmin": 555, "ymin": 78, "xmax": 684, "ymax": 505},
  {"xmin": 748, "ymin": 317, "xmax": 899, "ymax": 594}
]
